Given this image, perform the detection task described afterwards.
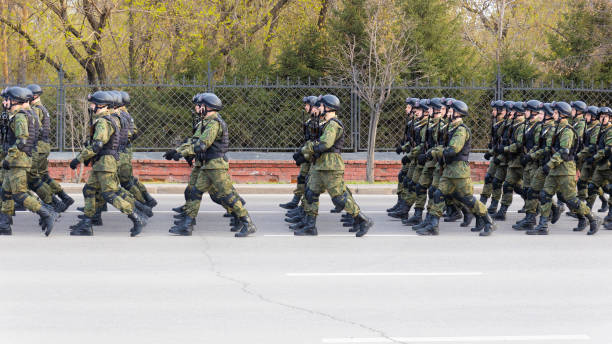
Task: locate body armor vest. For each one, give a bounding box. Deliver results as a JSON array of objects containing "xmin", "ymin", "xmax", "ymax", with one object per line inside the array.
[
  {"xmin": 204, "ymin": 114, "xmax": 229, "ymax": 162},
  {"xmin": 319, "ymin": 118, "xmax": 344, "ymax": 153},
  {"xmin": 597, "ymin": 125, "xmax": 611, "ymax": 150},
  {"xmin": 413, "ymin": 121, "xmax": 427, "ymax": 145},
  {"xmin": 538, "ymin": 124, "xmax": 553, "ymax": 149},
  {"xmin": 32, "ymin": 104, "xmax": 51, "ymax": 143},
  {"xmin": 7, "ymin": 110, "xmax": 39, "ymax": 157},
  {"xmin": 95, "ymin": 115, "xmax": 120, "ymax": 161},
  {"xmin": 584, "ymin": 123, "xmax": 598, "ymax": 147},
  {"xmin": 114, "ymin": 111, "xmax": 131, "ymax": 152},
  {"xmin": 553, "ymin": 125, "xmax": 578, "ymax": 159},
  {"xmin": 447, "ymin": 124, "xmax": 471, "ymax": 163},
  {"xmin": 524, "ymin": 122, "xmax": 540, "ymax": 151}
]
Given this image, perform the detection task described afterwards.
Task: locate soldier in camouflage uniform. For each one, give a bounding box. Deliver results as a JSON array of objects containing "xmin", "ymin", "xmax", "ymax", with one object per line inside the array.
[
  {"xmin": 68, "ymin": 91, "xmax": 148, "ymax": 236},
  {"xmin": 527, "ymin": 101, "xmax": 600, "ymax": 235},
  {"xmin": 168, "ymin": 93, "xmax": 256, "ymax": 237},
  {"xmin": 585, "ymin": 106, "xmax": 612, "ymax": 230},
  {"xmin": 26, "ymin": 84, "xmax": 74, "ymax": 212},
  {"xmin": 292, "ymin": 94, "xmax": 372, "ymax": 237},
  {"xmin": 416, "ymin": 100, "xmax": 495, "ymax": 236},
  {"xmin": 0, "ymin": 87, "xmax": 58, "ymax": 236},
  {"xmin": 488, "ymin": 101, "xmax": 515, "ymax": 215},
  {"xmin": 280, "ymin": 96, "xmax": 319, "ymax": 210},
  {"xmin": 511, "ymin": 100, "xmax": 544, "ymax": 230},
  {"xmin": 480, "ymin": 101, "xmax": 505, "ymax": 208},
  {"xmin": 492, "ymin": 101, "xmax": 528, "ymax": 220}
]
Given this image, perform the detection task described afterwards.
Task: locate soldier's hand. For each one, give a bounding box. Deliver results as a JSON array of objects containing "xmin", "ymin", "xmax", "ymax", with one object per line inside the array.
[
  {"xmin": 520, "ymin": 155, "xmax": 531, "ymax": 166},
  {"xmin": 163, "ymin": 149, "xmax": 177, "ymax": 160},
  {"xmin": 185, "ymin": 156, "xmax": 194, "ymax": 167},
  {"xmin": 417, "ymin": 153, "xmax": 427, "ymax": 165},
  {"xmin": 589, "ymin": 145, "xmax": 597, "ymax": 154},
  {"xmin": 484, "ymin": 152, "xmax": 492, "ymax": 160},
  {"xmin": 2, "ymin": 160, "xmax": 9, "ymax": 170},
  {"xmin": 494, "ymin": 145, "xmax": 505, "ymax": 154},
  {"xmin": 69, "ymin": 158, "xmax": 80, "ymax": 170},
  {"xmin": 172, "ymin": 152, "xmax": 182, "ymax": 161},
  {"xmin": 395, "ymin": 145, "xmax": 403, "ymax": 154},
  {"xmin": 293, "ymin": 151, "xmax": 306, "ymax": 166},
  {"xmin": 493, "ymin": 157, "xmax": 501, "ymax": 165},
  {"xmin": 542, "ymin": 164, "xmax": 551, "ymax": 175},
  {"xmin": 586, "ymin": 156, "xmax": 594, "ymax": 164}
]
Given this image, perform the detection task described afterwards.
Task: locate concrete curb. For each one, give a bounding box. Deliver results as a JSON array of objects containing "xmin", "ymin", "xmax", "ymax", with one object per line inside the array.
[{"xmin": 59, "ymin": 183, "xmax": 484, "ymax": 195}]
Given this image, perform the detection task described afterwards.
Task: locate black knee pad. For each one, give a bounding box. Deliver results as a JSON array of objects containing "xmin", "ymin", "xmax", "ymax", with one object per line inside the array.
[
  {"xmin": 415, "ymin": 183, "xmax": 427, "ymax": 196},
  {"xmin": 433, "ymin": 188, "xmax": 445, "ymax": 203},
  {"xmin": 121, "ymin": 177, "xmax": 136, "ymax": 190},
  {"xmin": 484, "ymin": 173, "xmax": 494, "ymax": 184},
  {"xmin": 305, "ymin": 187, "xmax": 320, "ymax": 204},
  {"xmin": 603, "ymin": 184, "xmax": 612, "ymax": 194},
  {"xmin": 453, "ymin": 192, "xmax": 476, "ymax": 208},
  {"xmin": 28, "ymin": 178, "xmax": 44, "ymax": 191},
  {"xmin": 587, "ymin": 183, "xmax": 598, "ymax": 196},
  {"xmin": 82, "ymin": 184, "xmax": 96, "ymax": 198},
  {"xmin": 539, "ymin": 190, "xmax": 553, "ymax": 204},
  {"xmin": 101, "ymin": 191, "xmax": 118, "ymax": 204},
  {"xmin": 514, "ymin": 184, "xmax": 524, "ymax": 196},
  {"xmin": 502, "ymin": 182, "xmax": 514, "ymax": 194},
  {"xmin": 42, "ymin": 173, "xmax": 52, "ymax": 184},
  {"xmin": 428, "ymin": 186, "xmax": 435, "ymax": 199},
  {"xmin": 527, "ymin": 188, "xmax": 537, "ymax": 200},
  {"xmin": 209, "ymin": 192, "xmax": 223, "ymax": 205},
  {"xmin": 0, "ymin": 188, "xmax": 8, "ymax": 201},
  {"xmin": 12, "ymin": 192, "xmax": 28, "ymax": 206},
  {"xmin": 565, "ymin": 197, "xmax": 581, "ymax": 210},
  {"xmin": 407, "ymin": 180, "xmax": 416, "ymax": 192},
  {"xmin": 331, "ymin": 192, "xmax": 348, "ymax": 211},
  {"xmin": 557, "ymin": 193, "xmax": 566, "ymax": 203},
  {"xmin": 492, "ymin": 177, "xmax": 503, "ymax": 189},
  {"xmin": 184, "ymin": 185, "xmax": 190, "ymax": 200},
  {"xmin": 219, "ymin": 192, "xmax": 238, "ymax": 208},
  {"xmin": 577, "ymin": 180, "xmax": 588, "ymax": 190},
  {"xmin": 189, "ymin": 186, "xmax": 204, "ymax": 201},
  {"xmin": 297, "ymin": 175, "xmax": 306, "ymax": 185}
]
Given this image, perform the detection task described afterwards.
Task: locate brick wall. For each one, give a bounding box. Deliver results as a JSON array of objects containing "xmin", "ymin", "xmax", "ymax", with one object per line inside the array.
[{"xmin": 49, "ymin": 159, "xmax": 490, "ymax": 183}]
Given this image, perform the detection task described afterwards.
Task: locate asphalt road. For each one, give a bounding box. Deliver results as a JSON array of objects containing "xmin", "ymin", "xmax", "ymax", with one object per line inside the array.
[{"xmin": 1, "ymin": 194, "xmax": 612, "ymax": 344}]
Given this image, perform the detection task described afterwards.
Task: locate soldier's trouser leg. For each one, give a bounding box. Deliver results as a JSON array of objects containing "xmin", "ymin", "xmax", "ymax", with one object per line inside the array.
[
  {"xmin": 400, "ymin": 164, "xmax": 415, "ymax": 202},
  {"xmin": 525, "ymin": 167, "xmax": 545, "ymax": 215},
  {"xmin": 118, "ymin": 157, "xmax": 145, "ymax": 203},
  {"xmin": 432, "ymin": 176, "xmax": 487, "ymax": 218},
  {"xmin": 501, "ymin": 167, "xmax": 523, "ymax": 206},
  {"xmin": 415, "ymin": 166, "xmax": 434, "ymax": 210},
  {"xmin": 428, "ymin": 169, "xmax": 442, "ymax": 212},
  {"xmin": 578, "ymin": 165, "xmax": 594, "ymax": 201},
  {"xmin": 187, "ymin": 169, "xmax": 247, "ymax": 219},
  {"xmin": 304, "ymin": 170, "xmax": 359, "ymax": 217},
  {"xmin": 294, "ymin": 162, "xmax": 310, "ymax": 197},
  {"xmin": 492, "ymin": 165, "xmax": 507, "ymax": 202},
  {"xmin": 4, "ymin": 168, "xmax": 42, "ymax": 214},
  {"xmin": 541, "ymin": 175, "xmax": 590, "ymax": 219},
  {"xmin": 588, "ymin": 169, "xmax": 612, "ymax": 208},
  {"xmin": 405, "ymin": 165, "xmax": 424, "ymax": 206},
  {"xmin": 481, "ymin": 162, "xmax": 498, "ymax": 199},
  {"xmin": 86, "ymin": 172, "xmax": 134, "ymax": 218},
  {"xmin": 27, "ymin": 152, "xmax": 54, "ymax": 204}
]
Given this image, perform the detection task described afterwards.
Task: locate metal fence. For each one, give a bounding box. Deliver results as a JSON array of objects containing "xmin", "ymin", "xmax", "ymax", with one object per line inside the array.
[{"xmin": 6, "ymin": 72, "xmax": 611, "ymax": 153}]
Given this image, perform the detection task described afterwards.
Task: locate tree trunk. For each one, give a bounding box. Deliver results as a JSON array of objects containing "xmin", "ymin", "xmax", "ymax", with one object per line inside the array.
[
  {"xmin": 127, "ymin": 1, "xmax": 136, "ymax": 82},
  {"xmin": 18, "ymin": 5, "xmax": 27, "ymax": 83},
  {"xmin": 366, "ymin": 106, "xmax": 381, "ymax": 183}
]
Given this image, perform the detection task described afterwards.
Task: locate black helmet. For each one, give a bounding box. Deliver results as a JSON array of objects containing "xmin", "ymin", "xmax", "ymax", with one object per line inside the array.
[
  {"xmin": 192, "ymin": 93, "xmax": 202, "ymax": 104},
  {"xmin": 319, "ymin": 94, "xmax": 340, "ymax": 110},
  {"xmin": 26, "ymin": 84, "xmax": 43, "ymax": 96},
  {"xmin": 198, "ymin": 93, "xmax": 223, "ymax": 111},
  {"xmin": 570, "ymin": 101, "xmax": 587, "ymax": 112},
  {"xmin": 418, "ymin": 99, "xmax": 430, "ymax": 110},
  {"xmin": 405, "ymin": 97, "xmax": 419, "ymax": 106},
  {"xmin": 586, "ymin": 106, "xmax": 600, "ymax": 116},
  {"xmin": 430, "ymin": 97, "xmax": 445, "ymax": 110},
  {"xmin": 444, "ymin": 97, "xmax": 456, "ymax": 106},
  {"xmin": 88, "ymin": 91, "xmax": 115, "ymax": 106},
  {"xmin": 491, "ymin": 100, "xmax": 504, "ymax": 109},
  {"xmin": 5, "ymin": 87, "xmax": 31, "ymax": 104},
  {"xmin": 503, "ymin": 101, "xmax": 514, "ymax": 110},
  {"xmin": 120, "ymin": 91, "xmax": 130, "ymax": 106},
  {"xmin": 525, "ymin": 100, "xmax": 543, "ymax": 112},
  {"xmin": 599, "ymin": 107, "xmax": 612, "ymax": 116},
  {"xmin": 108, "ymin": 90, "xmax": 123, "ymax": 108},
  {"xmin": 543, "ymin": 103, "xmax": 554, "ymax": 117},
  {"xmin": 513, "ymin": 101, "xmax": 526, "ymax": 113},
  {"xmin": 303, "ymin": 96, "xmax": 318, "ymax": 106},
  {"xmin": 451, "ymin": 100, "xmax": 468, "ymax": 116},
  {"xmin": 554, "ymin": 101, "xmax": 572, "ymax": 116}
]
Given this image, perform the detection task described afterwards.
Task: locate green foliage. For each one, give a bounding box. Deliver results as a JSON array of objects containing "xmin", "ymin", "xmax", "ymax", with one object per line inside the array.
[
  {"xmin": 275, "ymin": 26, "xmax": 330, "ymax": 79},
  {"xmin": 329, "ymin": 0, "xmax": 368, "ymax": 51},
  {"xmin": 501, "ymin": 51, "xmax": 540, "ymax": 83}
]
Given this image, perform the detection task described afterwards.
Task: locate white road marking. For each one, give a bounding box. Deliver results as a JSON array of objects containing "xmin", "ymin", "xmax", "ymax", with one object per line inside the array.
[
  {"xmin": 321, "ymin": 334, "xmax": 591, "ymax": 343},
  {"xmin": 264, "ymin": 234, "xmax": 417, "ymax": 237},
  {"xmin": 286, "ymin": 272, "xmax": 483, "ymax": 277}
]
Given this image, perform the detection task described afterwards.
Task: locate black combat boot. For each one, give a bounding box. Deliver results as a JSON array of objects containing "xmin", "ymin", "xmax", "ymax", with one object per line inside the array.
[
  {"xmin": 37, "ymin": 204, "xmax": 58, "ymax": 237},
  {"xmin": 416, "ymin": 216, "xmax": 439, "ymax": 236},
  {"xmin": 128, "ymin": 212, "xmax": 145, "ymax": 237},
  {"xmin": 444, "ymin": 205, "xmax": 462, "ymax": 222},
  {"xmin": 51, "ymin": 196, "xmax": 66, "ymax": 213},
  {"xmin": 492, "ymin": 204, "xmax": 508, "ymax": 221},
  {"xmin": 604, "ymin": 207, "xmax": 612, "ymax": 224},
  {"xmin": 405, "ymin": 208, "xmax": 423, "ymax": 225},
  {"xmin": 294, "ymin": 215, "xmax": 317, "ymax": 236},
  {"xmin": 479, "ymin": 213, "xmax": 496, "ymax": 236},
  {"xmin": 279, "ymin": 194, "xmax": 301, "ymax": 209},
  {"xmin": 235, "ymin": 215, "xmax": 257, "ymax": 237},
  {"xmin": 550, "ymin": 203, "xmax": 561, "ymax": 224},
  {"xmin": 289, "ymin": 216, "xmax": 308, "ymax": 231},
  {"xmin": 169, "ymin": 216, "xmax": 195, "ymax": 236},
  {"xmin": 354, "ymin": 212, "xmax": 373, "ymax": 237},
  {"xmin": 70, "ymin": 217, "xmax": 93, "ymax": 236},
  {"xmin": 230, "ymin": 214, "xmax": 243, "ymax": 232},
  {"xmin": 479, "ymin": 195, "xmax": 488, "ymax": 205},
  {"xmin": 565, "ymin": 210, "xmax": 578, "ymax": 218},
  {"xmin": 142, "ymin": 191, "xmax": 158, "ymax": 208},
  {"xmin": 387, "ymin": 195, "xmax": 401, "ymax": 213},
  {"xmin": 527, "ymin": 216, "xmax": 549, "ymax": 235},
  {"xmin": 487, "ymin": 199, "xmax": 499, "ymax": 215},
  {"xmin": 0, "ymin": 213, "xmax": 12, "ymax": 235},
  {"xmin": 573, "ymin": 214, "xmax": 587, "ymax": 232},
  {"xmin": 412, "ymin": 213, "xmax": 432, "ymax": 230},
  {"xmin": 343, "ymin": 217, "xmax": 355, "ymax": 228},
  {"xmin": 599, "ymin": 195, "xmax": 609, "ymax": 212},
  {"xmin": 223, "ymin": 211, "xmax": 233, "ymax": 218},
  {"xmin": 460, "ymin": 206, "xmax": 474, "ymax": 227},
  {"xmin": 513, "ymin": 213, "xmax": 536, "ymax": 230},
  {"xmin": 517, "ymin": 205, "xmax": 526, "ymax": 213},
  {"xmin": 285, "ymin": 213, "xmax": 304, "ymax": 224},
  {"xmin": 172, "ymin": 205, "xmax": 185, "ymax": 213},
  {"xmin": 80, "ymin": 209, "xmax": 103, "ymax": 226},
  {"xmin": 134, "ymin": 201, "xmax": 153, "ymax": 218},
  {"xmin": 286, "ymin": 206, "xmax": 304, "ymax": 218},
  {"xmin": 586, "ymin": 213, "xmax": 600, "ymax": 235},
  {"xmin": 470, "ymin": 215, "xmax": 483, "ymax": 232},
  {"xmin": 57, "ymin": 191, "xmax": 75, "ymax": 211},
  {"xmin": 389, "ymin": 201, "xmax": 410, "ymax": 219}
]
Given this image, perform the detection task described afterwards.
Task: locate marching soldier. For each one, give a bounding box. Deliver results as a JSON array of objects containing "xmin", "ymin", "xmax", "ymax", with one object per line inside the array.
[
  {"xmin": 168, "ymin": 93, "xmax": 256, "ymax": 237},
  {"xmin": 488, "ymin": 101, "xmax": 514, "ymax": 215},
  {"xmin": 69, "ymin": 91, "xmax": 148, "ymax": 236},
  {"xmin": 293, "ymin": 94, "xmax": 372, "ymax": 237},
  {"xmin": 585, "ymin": 106, "xmax": 612, "ymax": 230},
  {"xmin": 416, "ymin": 100, "xmax": 495, "ymax": 236},
  {"xmin": 480, "ymin": 101, "xmax": 505, "ymax": 209},
  {"xmin": 0, "ymin": 87, "xmax": 58, "ymax": 236},
  {"xmin": 527, "ymin": 101, "xmax": 600, "ymax": 235}
]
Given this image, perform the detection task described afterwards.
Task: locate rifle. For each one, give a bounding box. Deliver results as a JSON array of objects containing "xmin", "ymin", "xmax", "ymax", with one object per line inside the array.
[
  {"xmin": 422, "ymin": 111, "xmax": 432, "ymax": 153},
  {"xmin": 191, "ymin": 110, "xmax": 198, "ymax": 135}
]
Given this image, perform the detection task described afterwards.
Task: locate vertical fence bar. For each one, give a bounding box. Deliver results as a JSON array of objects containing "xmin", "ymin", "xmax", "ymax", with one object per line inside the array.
[{"xmin": 56, "ymin": 66, "xmax": 65, "ymax": 152}]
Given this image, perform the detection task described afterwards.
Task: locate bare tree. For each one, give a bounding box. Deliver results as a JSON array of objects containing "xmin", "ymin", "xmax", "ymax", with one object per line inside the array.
[{"xmin": 336, "ymin": 0, "xmax": 418, "ymax": 183}]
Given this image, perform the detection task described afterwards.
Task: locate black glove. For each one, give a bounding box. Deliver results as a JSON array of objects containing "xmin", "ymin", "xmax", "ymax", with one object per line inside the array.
[
  {"xmin": 586, "ymin": 156, "xmax": 595, "ymax": 164},
  {"xmin": 2, "ymin": 160, "xmax": 9, "ymax": 170},
  {"xmin": 172, "ymin": 152, "xmax": 182, "ymax": 161},
  {"xmin": 69, "ymin": 158, "xmax": 80, "ymax": 170},
  {"xmin": 494, "ymin": 145, "xmax": 505, "ymax": 154},
  {"xmin": 185, "ymin": 156, "xmax": 194, "ymax": 167},
  {"xmin": 493, "ymin": 157, "xmax": 501, "ymax": 165},
  {"xmin": 417, "ymin": 153, "xmax": 427, "ymax": 165},
  {"xmin": 403, "ymin": 176, "xmax": 410, "ymax": 188},
  {"xmin": 293, "ymin": 151, "xmax": 306, "ymax": 166},
  {"xmin": 443, "ymin": 148, "xmax": 456, "ymax": 161},
  {"xmin": 163, "ymin": 149, "xmax": 177, "ymax": 160},
  {"xmin": 589, "ymin": 145, "xmax": 597, "ymax": 154},
  {"xmin": 395, "ymin": 145, "xmax": 403, "ymax": 155},
  {"xmin": 484, "ymin": 152, "xmax": 492, "ymax": 160},
  {"xmin": 542, "ymin": 164, "xmax": 550, "ymax": 175},
  {"xmin": 401, "ymin": 155, "xmax": 409, "ymax": 164},
  {"xmin": 520, "ymin": 155, "xmax": 531, "ymax": 166},
  {"xmin": 426, "ymin": 151, "xmax": 433, "ymax": 160}
]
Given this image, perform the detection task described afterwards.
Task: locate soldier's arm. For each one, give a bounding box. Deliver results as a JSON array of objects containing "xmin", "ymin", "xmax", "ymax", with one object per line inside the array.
[
  {"xmin": 302, "ymin": 122, "xmax": 339, "ymax": 156},
  {"xmin": 505, "ymin": 124, "xmax": 524, "ymax": 153},
  {"xmin": 77, "ymin": 119, "xmax": 111, "ymax": 162},
  {"xmin": 435, "ymin": 125, "xmax": 467, "ymax": 160},
  {"xmin": 8, "ymin": 113, "xmax": 29, "ymax": 154},
  {"xmin": 548, "ymin": 129, "xmax": 573, "ymax": 168}
]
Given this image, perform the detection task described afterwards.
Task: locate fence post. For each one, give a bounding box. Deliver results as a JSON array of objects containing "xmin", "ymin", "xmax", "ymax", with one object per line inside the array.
[
  {"xmin": 56, "ymin": 66, "xmax": 65, "ymax": 152},
  {"xmin": 351, "ymin": 86, "xmax": 359, "ymax": 152},
  {"xmin": 207, "ymin": 61, "xmax": 213, "ymax": 92}
]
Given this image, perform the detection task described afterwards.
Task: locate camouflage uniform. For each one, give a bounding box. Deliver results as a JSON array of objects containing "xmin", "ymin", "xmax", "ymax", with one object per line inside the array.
[
  {"xmin": 495, "ymin": 116, "xmax": 526, "ymax": 218},
  {"xmin": 480, "ymin": 118, "xmax": 505, "ymax": 204},
  {"xmin": 490, "ymin": 118, "xmax": 511, "ymax": 214},
  {"xmin": 587, "ymin": 122, "xmax": 612, "ymax": 212},
  {"xmin": 576, "ymin": 120, "xmax": 601, "ymax": 203},
  {"xmin": 400, "ymin": 117, "xmax": 428, "ymax": 223}
]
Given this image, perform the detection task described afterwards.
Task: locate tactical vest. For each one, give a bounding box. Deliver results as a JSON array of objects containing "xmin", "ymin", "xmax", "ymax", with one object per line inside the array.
[
  {"xmin": 538, "ymin": 124, "xmax": 553, "ymax": 149},
  {"xmin": 524, "ymin": 122, "xmax": 541, "ymax": 151},
  {"xmin": 94, "ymin": 115, "xmax": 120, "ymax": 161},
  {"xmin": 584, "ymin": 123, "xmax": 599, "ymax": 147},
  {"xmin": 114, "ymin": 111, "xmax": 131, "ymax": 152},
  {"xmin": 426, "ymin": 120, "xmax": 440, "ymax": 148},
  {"xmin": 204, "ymin": 114, "xmax": 229, "ymax": 161},
  {"xmin": 597, "ymin": 125, "xmax": 611, "ymax": 150},
  {"xmin": 6, "ymin": 110, "xmax": 39, "ymax": 156},
  {"xmin": 446, "ymin": 124, "xmax": 471, "ymax": 163},
  {"xmin": 318, "ymin": 118, "xmax": 344, "ymax": 153},
  {"xmin": 32, "ymin": 104, "xmax": 51, "ymax": 143},
  {"xmin": 413, "ymin": 120, "xmax": 427, "ymax": 145},
  {"xmin": 553, "ymin": 125, "xmax": 578, "ymax": 159}
]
